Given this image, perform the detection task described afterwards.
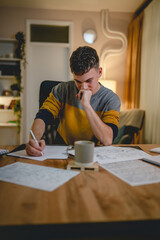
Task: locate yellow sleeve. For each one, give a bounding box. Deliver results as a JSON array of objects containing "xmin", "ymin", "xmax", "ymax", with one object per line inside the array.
[
  {"xmin": 102, "ymin": 110, "xmax": 120, "ymax": 128},
  {"xmin": 40, "ymin": 93, "xmax": 62, "ymax": 118}
]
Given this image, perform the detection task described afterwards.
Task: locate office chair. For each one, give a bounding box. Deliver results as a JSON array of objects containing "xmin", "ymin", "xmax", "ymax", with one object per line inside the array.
[
  {"xmin": 39, "ymin": 80, "xmax": 61, "ymax": 144},
  {"xmin": 113, "ymin": 109, "xmax": 145, "ymax": 144}
]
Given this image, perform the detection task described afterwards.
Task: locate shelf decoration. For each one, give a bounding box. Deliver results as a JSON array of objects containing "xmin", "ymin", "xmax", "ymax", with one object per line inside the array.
[
  {"xmin": 100, "ymin": 10, "xmax": 127, "ymax": 79},
  {"xmin": 15, "ymin": 32, "xmax": 26, "ymax": 61},
  {"xmin": 12, "ymin": 31, "xmax": 26, "ymax": 133},
  {"xmin": 13, "ymin": 99, "xmax": 21, "ymax": 132}
]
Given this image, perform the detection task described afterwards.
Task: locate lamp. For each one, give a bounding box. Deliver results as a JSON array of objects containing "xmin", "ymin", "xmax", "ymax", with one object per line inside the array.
[
  {"xmin": 99, "ymin": 79, "xmax": 117, "ymax": 93},
  {"xmin": 83, "ymin": 29, "xmax": 97, "ymax": 44}
]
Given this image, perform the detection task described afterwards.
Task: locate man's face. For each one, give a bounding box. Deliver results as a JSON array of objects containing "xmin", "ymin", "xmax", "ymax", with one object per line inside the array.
[{"xmin": 73, "ymin": 67, "xmax": 102, "ymax": 94}]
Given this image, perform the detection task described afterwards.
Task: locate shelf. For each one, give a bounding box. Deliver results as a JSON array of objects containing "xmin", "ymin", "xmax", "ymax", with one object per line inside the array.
[
  {"xmin": 0, "ymin": 75, "xmax": 16, "ymax": 80},
  {"xmin": 0, "ymin": 38, "xmax": 16, "ymax": 42},
  {"xmin": 0, "ymin": 109, "xmax": 14, "ymax": 112},
  {"xmin": 0, "ymin": 96, "xmax": 20, "ymax": 99},
  {"xmin": 0, "ymin": 58, "xmax": 21, "ymax": 61},
  {"xmin": 0, "ymin": 96, "xmax": 20, "ymax": 100},
  {"xmin": 0, "ymin": 108, "xmax": 17, "ymax": 124},
  {"xmin": 0, "ymin": 38, "xmax": 22, "ymax": 145},
  {"xmin": 0, "ymin": 122, "xmax": 18, "ymax": 127}
]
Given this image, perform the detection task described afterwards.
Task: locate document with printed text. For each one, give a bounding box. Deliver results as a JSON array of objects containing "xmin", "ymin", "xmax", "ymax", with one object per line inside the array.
[
  {"xmin": 94, "ymin": 146, "xmax": 151, "ymax": 164},
  {"xmin": 68, "ymin": 146, "xmax": 151, "ymax": 164},
  {"xmin": 101, "ymin": 159, "xmax": 160, "ymax": 186},
  {"xmin": 0, "ymin": 162, "xmax": 80, "ymax": 192}
]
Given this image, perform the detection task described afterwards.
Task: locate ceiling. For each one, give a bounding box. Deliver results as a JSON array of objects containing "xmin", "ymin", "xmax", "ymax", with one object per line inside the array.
[{"xmin": 0, "ymin": 0, "xmax": 145, "ymax": 13}]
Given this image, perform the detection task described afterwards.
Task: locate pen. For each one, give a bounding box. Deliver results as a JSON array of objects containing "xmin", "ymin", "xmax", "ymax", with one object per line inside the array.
[
  {"xmin": 142, "ymin": 158, "xmax": 160, "ymax": 167},
  {"xmin": 80, "ymin": 92, "xmax": 83, "ymax": 100},
  {"xmin": 30, "ymin": 130, "xmax": 39, "ymax": 146}
]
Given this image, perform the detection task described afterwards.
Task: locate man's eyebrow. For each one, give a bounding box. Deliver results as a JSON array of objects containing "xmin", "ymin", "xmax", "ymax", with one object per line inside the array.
[
  {"xmin": 74, "ymin": 79, "xmax": 81, "ymax": 83},
  {"xmin": 85, "ymin": 78, "xmax": 92, "ymax": 82},
  {"xmin": 74, "ymin": 78, "xmax": 92, "ymax": 83}
]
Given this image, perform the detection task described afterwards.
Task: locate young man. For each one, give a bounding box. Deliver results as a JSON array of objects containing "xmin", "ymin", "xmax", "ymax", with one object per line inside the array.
[{"xmin": 26, "ymin": 46, "xmax": 121, "ymax": 156}]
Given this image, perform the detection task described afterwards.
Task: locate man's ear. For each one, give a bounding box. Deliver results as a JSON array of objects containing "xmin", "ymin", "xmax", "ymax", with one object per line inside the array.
[{"xmin": 98, "ymin": 67, "xmax": 102, "ymax": 77}]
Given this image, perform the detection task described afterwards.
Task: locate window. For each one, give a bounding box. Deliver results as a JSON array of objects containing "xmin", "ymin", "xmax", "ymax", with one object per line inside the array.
[{"xmin": 30, "ymin": 24, "xmax": 69, "ymax": 43}]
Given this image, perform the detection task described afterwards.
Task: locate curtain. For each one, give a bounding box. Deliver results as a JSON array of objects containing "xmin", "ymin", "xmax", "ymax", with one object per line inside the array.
[
  {"xmin": 140, "ymin": 0, "xmax": 160, "ymax": 144},
  {"xmin": 125, "ymin": 12, "xmax": 144, "ymax": 109}
]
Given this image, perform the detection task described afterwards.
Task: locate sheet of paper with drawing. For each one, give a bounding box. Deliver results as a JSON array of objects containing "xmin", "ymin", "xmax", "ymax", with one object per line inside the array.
[
  {"xmin": 142, "ymin": 155, "xmax": 160, "ymax": 167},
  {"xmin": 8, "ymin": 145, "xmax": 68, "ymax": 161},
  {"xmin": 101, "ymin": 159, "xmax": 160, "ymax": 186},
  {"xmin": 150, "ymin": 147, "xmax": 160, "ymax": 153},
  {"xmin": 0, "ymin": 162, "xmax": 80, "ymax": 191},
  {"xmin": 68, "ymin": 146, "xmax": 151, "ymax": 163},
  {"xmin": 94, "ymin": 146, "xmax": 151, "ymax": 164},
  {"xmin": 94, "ymin": 146, "xmax": 160, "ymax": 186},
  {"xmin": 68, "ymin": 146, "xmax": 160, "ymax": 186}
]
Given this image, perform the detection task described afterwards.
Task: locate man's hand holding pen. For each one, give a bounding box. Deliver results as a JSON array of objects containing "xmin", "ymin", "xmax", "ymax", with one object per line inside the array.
[{"xmin": 25, "ymin": 130, "xmax": 45, "ymax": 156}]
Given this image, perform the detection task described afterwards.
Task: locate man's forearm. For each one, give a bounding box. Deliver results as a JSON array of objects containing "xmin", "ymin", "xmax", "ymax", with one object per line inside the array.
[
  {"xmin": 30, "ymin": 118, "xmax": 45, "ymax": 140},
  {"xmin": 84, "ymin": 105, "xmax": 113, "ymax": 145}
]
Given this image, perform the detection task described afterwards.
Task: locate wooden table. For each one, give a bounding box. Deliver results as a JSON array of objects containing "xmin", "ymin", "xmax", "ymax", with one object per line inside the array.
[{"xmin": 0, "ymin": 144, "xmax": 160, "ymax": 240}]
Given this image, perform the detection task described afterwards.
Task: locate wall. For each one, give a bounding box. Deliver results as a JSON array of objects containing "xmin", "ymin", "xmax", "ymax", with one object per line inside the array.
[{"xmin": 0, "ymin": 7, "xmax": 132, "ymax": 141}]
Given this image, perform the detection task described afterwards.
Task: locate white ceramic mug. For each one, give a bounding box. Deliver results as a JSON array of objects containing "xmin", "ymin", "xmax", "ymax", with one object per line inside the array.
[{"xmin": 74, "ymin": 141, "xmax": 95, "ymax": 167}]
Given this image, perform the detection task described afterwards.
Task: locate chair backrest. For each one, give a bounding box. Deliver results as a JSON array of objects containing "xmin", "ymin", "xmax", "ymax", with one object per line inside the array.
[
  {"xmin": 39, "ymin": 80, "xmax": 61, "ymax": 144},
  {"xmin": 39, "ymin": 80, "xmax": 61, "ymax": 108},
  {"xmin": 119, "ymin": 109, "xmax": 145, "ymax": 130},
  {"xmin": 113, "ymin": 109, "xmax": 145, "ymax": 144}
]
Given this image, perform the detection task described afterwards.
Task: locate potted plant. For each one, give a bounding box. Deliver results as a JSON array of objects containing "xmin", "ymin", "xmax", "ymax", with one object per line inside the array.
[
  {"xmin": 10, "ymin": 83, "xmax": 20, "ymax": 96},
  {"xmin": 10, "ymin": 31, "xmax": 26, "ymax": 133},
  {"xmin": 13, "ymin": 99, "xmax": 21, "ymax": 133}
]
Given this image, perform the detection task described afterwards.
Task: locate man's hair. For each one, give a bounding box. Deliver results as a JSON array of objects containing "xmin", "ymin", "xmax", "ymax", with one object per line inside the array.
[{"xmin": 70, "ymin": 46, "xmax": 99, "ymax": 75}]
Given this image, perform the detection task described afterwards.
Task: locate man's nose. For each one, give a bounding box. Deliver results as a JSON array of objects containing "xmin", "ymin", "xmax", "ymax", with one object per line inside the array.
[{"xmin": 81, "ymin": 82, "xmax": 88, "ymax": 89}]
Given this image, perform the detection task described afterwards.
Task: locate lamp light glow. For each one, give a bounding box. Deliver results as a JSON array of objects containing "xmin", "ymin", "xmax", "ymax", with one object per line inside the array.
[
  {"xmin": 99, "ymin": 79, "xmax": 117, "ymax": 93},
  {"xmin": 83, "ymin": 29, "xmax": 97, "ymax": 44}
]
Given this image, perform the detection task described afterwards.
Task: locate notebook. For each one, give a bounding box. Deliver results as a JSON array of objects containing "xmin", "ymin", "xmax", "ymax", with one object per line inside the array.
[
  {"xmin": 0, "ymin": 144, "xmax": 26, "ymax": 157},
  {"xmin": 0, "ymin": 149, "xmax": 9, "ymax": 156}
]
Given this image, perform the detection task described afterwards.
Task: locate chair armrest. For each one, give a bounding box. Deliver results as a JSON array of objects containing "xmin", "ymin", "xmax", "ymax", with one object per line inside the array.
[{"xmin": 118, "ymin": 134, "xmax": 132, "ymax": 144}]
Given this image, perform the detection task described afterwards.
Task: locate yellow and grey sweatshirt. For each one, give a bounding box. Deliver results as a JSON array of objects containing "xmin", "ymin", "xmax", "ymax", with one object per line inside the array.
[{"xmin": 36, "ymin": 81, "xmax": 121, "ymax": 145}]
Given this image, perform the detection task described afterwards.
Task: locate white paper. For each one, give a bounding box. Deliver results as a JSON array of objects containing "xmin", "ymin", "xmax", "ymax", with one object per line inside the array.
[
  {"xmin": 68, "ymin": 149, "xmax": 75, "ymax": 156},
  {"xmin": 68, "ymin": 146, "xmax": 151, "ymax": 164},
  {"xmin": 0, "ymin": 162, "xmax": 80, "ymax": 192},
  {"xmin": 94, "ymin": 146, "xmax": 151, "ymax": 164},
  {"xmin": 0, "ymin": 149, "xmax": 8, "ymax": 155},
  {"xmin": 150, "ymin": 147, "xmax": 160, "ymax": 153},
  {"xmin": 142, "ymin": 155, "xmax": 160, "ymax": 167},
  {"xmin": 8, "ymin": 145, "xmax": 68, "ymax": 161},
  {"xmin": 100, "ymin": 159, "xmax": 160, "ymax": 186}
]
